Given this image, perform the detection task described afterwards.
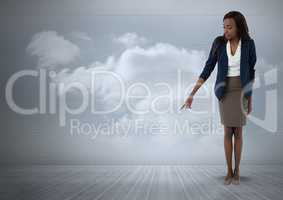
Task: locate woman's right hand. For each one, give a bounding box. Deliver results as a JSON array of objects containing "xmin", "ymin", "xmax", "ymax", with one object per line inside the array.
[
  {"xmin": 180, "ymin": 77, "xmax": 203, "ymax": 110},
  {"xmin": 180, "ymin": 94, "xmax": 194, "ymax": 110}
]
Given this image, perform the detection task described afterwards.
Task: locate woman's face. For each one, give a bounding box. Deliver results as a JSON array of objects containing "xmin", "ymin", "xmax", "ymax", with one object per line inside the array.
[{"xmin": 223, "ymin": 18, "xmax": 238, "ymax": 40}]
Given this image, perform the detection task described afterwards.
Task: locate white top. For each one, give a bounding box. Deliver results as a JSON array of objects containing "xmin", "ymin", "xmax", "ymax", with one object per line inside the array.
[{"xmin": 226, "ymin": 39, "xmax": 241, "ymax": 77}]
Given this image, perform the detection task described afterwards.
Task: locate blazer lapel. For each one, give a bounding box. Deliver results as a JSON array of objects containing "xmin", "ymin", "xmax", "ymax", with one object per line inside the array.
[
  {"xmin": 240, "ymin": 39, "xmax": 248, "ymax": 79},
  {"xmin": 221, "ymin": 40, "xmax": 228, "ymax": 73}
]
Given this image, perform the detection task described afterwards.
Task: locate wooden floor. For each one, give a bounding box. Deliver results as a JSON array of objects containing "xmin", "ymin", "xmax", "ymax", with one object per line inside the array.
[{"xmin": 1, "ymin": 165, "xmax": 283, "ymax": 200}]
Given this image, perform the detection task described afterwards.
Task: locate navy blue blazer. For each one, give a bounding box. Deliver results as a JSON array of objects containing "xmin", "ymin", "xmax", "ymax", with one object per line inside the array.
[{"xmin": 199, "ymin": 35, "xmax": 257, "ymax": 101}]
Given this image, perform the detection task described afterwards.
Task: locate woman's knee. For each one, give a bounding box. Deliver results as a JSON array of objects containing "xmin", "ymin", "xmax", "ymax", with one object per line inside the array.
[
  {"xmin": 224, "ymin": 126, "xmax": 234, "ymax": 139},
  {"xmin": 234, "ymin": 127, "xmax": 242, "ymax": 139}
]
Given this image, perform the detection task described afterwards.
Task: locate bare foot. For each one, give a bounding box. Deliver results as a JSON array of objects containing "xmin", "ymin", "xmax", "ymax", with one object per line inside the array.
[
  {"xmin": 232, "ymin": 168, "xmax": 240, "ymax": 185},
  {"xmin": 224, "ymin": 171, "xmax": 233, "ymax": 185}
]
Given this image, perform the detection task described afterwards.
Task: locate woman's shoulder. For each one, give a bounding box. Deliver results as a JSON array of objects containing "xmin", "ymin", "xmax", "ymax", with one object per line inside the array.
[
  {"xmin": 211, "ymin": 35, "xmax": 227, "ymax": 50},
  {"xmin": 242, "ymin": 35, "xmax": 255, "ymax": 44},
  {"xmin": 213, "ymin": 35, "xmax": 226, "ymax": 44},
  {"xmin": 213, "ymin": 35, "xmax": 255, "ymax": 44},
  {"xmin": 211, "ymin": 36, "xmax": 225, "ymax": 55},
  {"xmin": 210, "ymin": 35, "xmax": 226, "ymax": 55}
]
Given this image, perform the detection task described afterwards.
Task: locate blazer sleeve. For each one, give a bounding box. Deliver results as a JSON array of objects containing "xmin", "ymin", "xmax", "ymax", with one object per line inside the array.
[
  {"xmin": 249, "ymin": 39, "xmax": 257, "ymax": 82},
  {"xmin": 199, "ymin": 37, "xmax": 218, "ymax": 81}
]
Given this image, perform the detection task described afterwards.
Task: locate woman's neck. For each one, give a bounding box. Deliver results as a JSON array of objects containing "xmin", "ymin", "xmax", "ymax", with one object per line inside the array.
[{"xmin": 229, "ymin": 37, "xmax": 240, "ymax": 45}]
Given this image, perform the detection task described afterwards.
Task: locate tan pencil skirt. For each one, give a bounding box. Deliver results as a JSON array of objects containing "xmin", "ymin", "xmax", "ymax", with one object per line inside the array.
[{"xmin": 218, "ymin": 76, "xmax": 249, "ymax": 127}]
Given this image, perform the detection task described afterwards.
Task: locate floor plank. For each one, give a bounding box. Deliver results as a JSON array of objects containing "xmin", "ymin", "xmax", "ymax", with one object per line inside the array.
[{"xmin": 1, "ymin": 165, "xmax": 283, "ymax": 200}]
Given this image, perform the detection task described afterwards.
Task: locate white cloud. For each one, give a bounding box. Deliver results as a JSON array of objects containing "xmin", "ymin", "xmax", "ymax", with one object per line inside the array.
[
  {"xmin": 113, "ymin": 32, "xmax": 148, "ymax": 48},
  {"xmin": 26, "ymin": 31, "xmax": 80, "ymax": 69},
  {"xmin": 50, "ymin": 35, "xmax": 208, "ymax": 111},
  {"xmin": 27, "ymin": 32, "xmax": 222, "ymax": 142},
  {"xmin": 49, "ymin": 34, "xmax": 217, "ymax": 138},
  {"xmin": 26, "ymin": 31, "xmax": 257, "ymax": 163},
  {"xmin": 114, "ymin": 42, "xmax": 206, "ymax": 81}
]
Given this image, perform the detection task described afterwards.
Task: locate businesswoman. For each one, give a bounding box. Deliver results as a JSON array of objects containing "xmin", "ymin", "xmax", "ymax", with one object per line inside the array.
[{"xmin": 181, "ymin": 11, "xmax": 257, "ymax": 185}]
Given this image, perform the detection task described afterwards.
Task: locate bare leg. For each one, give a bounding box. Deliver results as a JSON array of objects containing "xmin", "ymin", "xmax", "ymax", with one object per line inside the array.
[
  {"xmin": 233, "ymin": 127, "xmax": 243, "ymax": 184},
  {"xmin": 233, "ymin": 127, "xmax": 243, "ymax": 172},
  {"xmin": 224, "ymin": 126, "xmax": 234, "ymax": 177}
]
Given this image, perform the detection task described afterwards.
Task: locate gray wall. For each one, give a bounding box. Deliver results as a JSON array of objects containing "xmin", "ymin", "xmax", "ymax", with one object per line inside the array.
[{"xmin": 1, "ymin": 0, "xmax": 283, "ymax": 165}]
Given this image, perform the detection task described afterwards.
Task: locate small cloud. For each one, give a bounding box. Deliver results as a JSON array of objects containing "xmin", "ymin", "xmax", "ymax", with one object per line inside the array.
[
  {"xmin": 114, "ymin": 42, "xmax": 206, "ymax": 81},
  {"xmin": 69, "ymin": 31, "xmax": 92, "ymax": 41},
  {"xmin": 26, "ymin": 31, "xmax": 80, "ymax": 69},
  {"xmin": 113, "ymin": 32, "xmax": 148, "ymax": 48}
]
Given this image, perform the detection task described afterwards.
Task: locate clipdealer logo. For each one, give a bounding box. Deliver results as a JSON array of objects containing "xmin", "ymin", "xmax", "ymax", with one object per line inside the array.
[
  {"xmin": 4, "ymin": 68, "xmax": 278, "ymax": 133},
  {"xmin": 5, "ymin": 69, "xmax": 125, "ymax": 127},
  {"xmin": 4, "ymin": 68, "xmax": 209, "ymax": 132},
  {"xmin": 244, "ymin": 68, "xmax": 278, "ymax": 132}
]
